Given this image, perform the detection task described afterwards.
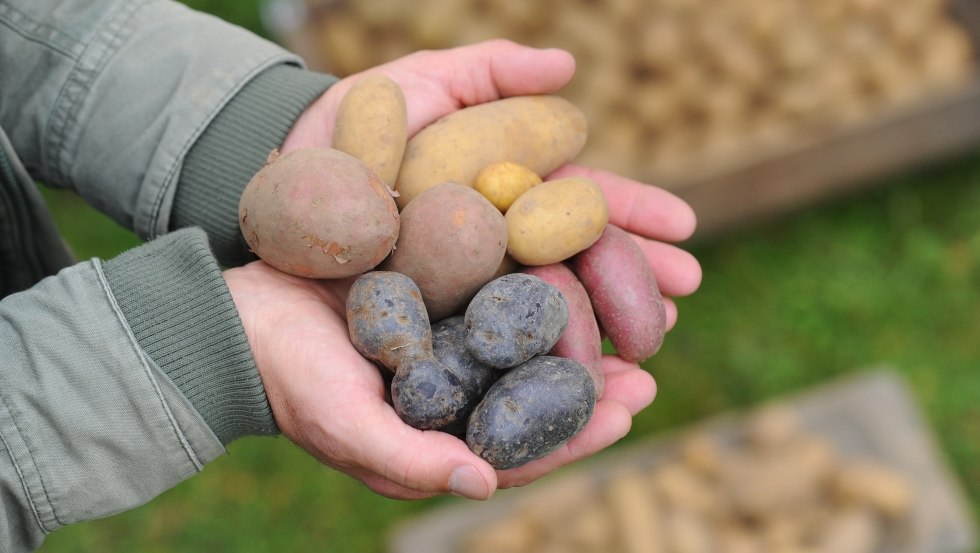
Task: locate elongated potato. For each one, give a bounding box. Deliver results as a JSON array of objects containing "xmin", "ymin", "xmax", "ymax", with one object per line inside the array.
[
  {"xmin": 506, "ymin": 176, "xmax": 609, "ymax": 266},
  {"xmin": 572, "ymin": 224, "xmax": 666, "ymax": 362},
  {"xmin": 522, "ymin": 263, "xmax": 604, "ymax": 397},
  {"xmin": 332, "ymin": 74, "xmax": 408, "ymax": 189},
  {"xmin": 394, "ymin": 95, "xmax": 588, "ymax": 208}
]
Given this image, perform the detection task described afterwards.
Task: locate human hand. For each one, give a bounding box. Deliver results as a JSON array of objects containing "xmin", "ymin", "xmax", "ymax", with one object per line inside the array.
[{"xmin": 240, "ymin": 40, "xmax": 700, "ymax": 499}]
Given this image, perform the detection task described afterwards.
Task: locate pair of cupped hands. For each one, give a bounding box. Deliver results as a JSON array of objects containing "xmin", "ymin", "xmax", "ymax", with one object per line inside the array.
[{"xmin": 223, "ymin": 40, "xmax": 702, "ymax": 501}]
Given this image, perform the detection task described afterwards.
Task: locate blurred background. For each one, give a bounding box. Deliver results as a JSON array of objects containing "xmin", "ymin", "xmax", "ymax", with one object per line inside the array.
[{"xmin": 37, "ymin": 0, "xmax": 980, "ymax": 551}]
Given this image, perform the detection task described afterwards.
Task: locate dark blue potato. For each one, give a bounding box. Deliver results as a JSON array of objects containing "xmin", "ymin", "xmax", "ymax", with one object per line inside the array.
[
  {"xmin": 392, "ymin": 317, "xmax": 500, "ymax": 434},
  {"xmin": 466, "ymin": 356, "xmax": 596, "ymax": 470},
  {"xmin": 464, "ymin": 273, "xmax": 568, "ymax": 369},
  {"xmin": 347, "ymin": 271, "xmax": 432, "ymax": 371}
]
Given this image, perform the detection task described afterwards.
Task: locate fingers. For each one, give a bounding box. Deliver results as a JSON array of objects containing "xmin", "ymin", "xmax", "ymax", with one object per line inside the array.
[
  {"xmin": 633, "ymin": 238, "xmax": 703, "ymax": 298},
  {"xmin": 600, "ymin": 357, "xmax": 658, "ymax": 415},
  {"xmin": 329, "ymin": 402, "xmax": 499, "ymax": 501},
  {"xmin": 549, "ymin": 164, "xmax": 697, "ymax": 243},
  {"xmin": 449, "ymin": 39, "xmax": 576, "ymax": 104}
]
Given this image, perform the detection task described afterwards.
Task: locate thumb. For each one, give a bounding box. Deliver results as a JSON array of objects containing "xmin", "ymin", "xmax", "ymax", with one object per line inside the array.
[{"xmin": 347, "ymin": 406, "xmax": 499, "ymax": 500}]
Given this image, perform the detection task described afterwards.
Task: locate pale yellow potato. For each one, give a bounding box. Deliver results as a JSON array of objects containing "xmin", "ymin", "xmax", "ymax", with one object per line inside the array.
[
  {"xmin": 394, "ymin": 95, "xmax": 587, "ymax": 209},
  {"xmin": 332, "ymin": 74, "xmax": 407, "ymax": 189},
  {"xmin": 473, "ymin": 161, "xmax": 542, "ymax": 212},
  {"xmin": 505, "ymin": 177, "xmax": 608, "ymax": 266}
]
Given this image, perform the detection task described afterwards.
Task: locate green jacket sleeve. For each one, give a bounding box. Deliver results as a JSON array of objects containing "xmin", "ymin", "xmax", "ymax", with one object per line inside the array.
[
  {"xmin": 0, "ymin": 228, "xmax": 253, "ymax": 552},
  {"xmin": 0, "ymin": 0, "xmax": 336, "ymax": 265}
]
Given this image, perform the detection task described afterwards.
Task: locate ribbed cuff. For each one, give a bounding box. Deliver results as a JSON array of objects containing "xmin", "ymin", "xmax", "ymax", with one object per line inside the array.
[
  {"xmin": 172, "ymin": 65, "xmax": 338, "ymax": 267},
  {"xmin": 102, "ymin": 227, "xmax": 278, "ymax": 445}
]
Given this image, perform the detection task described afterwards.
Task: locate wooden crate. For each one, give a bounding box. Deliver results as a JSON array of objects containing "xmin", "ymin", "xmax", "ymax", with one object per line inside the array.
[{"xmin": 390, "ymin": 370, "xmax": 977, "ymax": 553}]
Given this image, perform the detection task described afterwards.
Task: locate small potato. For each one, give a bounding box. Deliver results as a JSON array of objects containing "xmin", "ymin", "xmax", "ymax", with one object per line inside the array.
[
  {"xmin": 473, "ymin": 161, "xmax": 542, "ymax": 212},
  {"xmin": 332, "ymin": 74, "xmax": 408, "ymax": 189},
  {"xmin": 382, "ymin": 183, "xmax": 507, "ymax": 321},
  {"xmin": 506, "ymin": 177, "xmax": 609, "ymax": 266},
  {"xmin": 464, "ymin": 273, "xmax": 568, "ymax": 369},
  {"xmin": 239, "ymin": 148, "xmax": 399, "ymax": 279},
  {"xmin": 522, "ymin": 263, "xmax": 604, "ymax": 397},
  {"xmin": 572, "ymin": 224, "xmax": 666, "ymax": 362},
  {"xmin": 394, "ymin": 95, "xmax": 588, "ymax": 208},
  {"xmin": 346, "ymin": 271, "xmax": 432, "ymax": 371},
  {"xmin": 466, "ymin": 356, "xmax": 596, "ymax": 469}
]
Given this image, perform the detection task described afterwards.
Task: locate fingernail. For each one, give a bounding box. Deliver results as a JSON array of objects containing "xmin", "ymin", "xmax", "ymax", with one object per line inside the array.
[{"xmin": 449, "ymin": 465, "xmax": 490, "ymax": 500}]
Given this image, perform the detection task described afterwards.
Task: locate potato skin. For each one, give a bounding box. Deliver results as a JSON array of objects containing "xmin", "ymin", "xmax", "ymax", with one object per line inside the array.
[
  {"xmin": 522, "ymin": 263, "xmax": 604, "ymax": 398},
  {"xmin": 419, "ymin": 316, "xmax": 501, "ymax": 436},
  {"xmin": 381, "ymin": 183, "xmax": 507, "ymax": 321},
  {"xmin": 332, "ymin": 74, "xmax": 408, "ymax": 189},
  {"xmin": 466, "ymin": 356, "xmax": 596, "ymax": 470},
  {"xmin": 394, "ymin": 95, "xmax": 587, "ymax": 208},
  {"xmin": 346, "ymin": 271, "xmax": 432, "ymax": 371},
  {"xmin": 473, "ymin": 161, "xmax": 542, "ymax": 212},
  {"xmin": 464, "ymin": 273, "xmax": 568, "ymax": 369},
  {"xmin": 572, "ymin": 224, "xmax": 666, "ymax": 362},
  {"xmin": 239, "ymin": 148, "xmax": 399, "ymax": 279},
  {"xmin": 506, "ymin": 176, "xmax": 609, "ymax": 266}
]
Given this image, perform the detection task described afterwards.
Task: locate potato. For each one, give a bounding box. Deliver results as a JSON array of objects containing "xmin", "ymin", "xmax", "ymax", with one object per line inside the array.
[
  {"xmin": 473, "ymin": 161, "xmax": 542, "ymax": 213},
  {"xmin": 347, "ymin": 271, "xmax": 470, "ymax": 430},
  {"xmin": 522, "ymin": 263, "xmax": 604, "ymax": 398},
  {"xmin": 572, "ymin": 224, "xmax": 666, "ymax": 362},
  {"xmin": 381, "ymin": 183, "xmax": 507, "ymax": 321},
  {"xmin": 466, "ymin": 356, "xmax": 596, "ymax": 469},
  {"xmin": 464, "ymin": 273, "xmax": 568, "ymax": 369},
  {"xmin": 505, "ymin": 177, "xmax": 609, "ymax": 266},
  {"xmin": 239, "ymin": 148, "xmax": 399, "ymax": 279},
  {"xmin": 346, "ymin": 271, "xmax": 432, "ymax": 371},
  {"xmin": 394, "ymin": 95, "xmax": 587, "ymax": 208},
  {"xmin": 332, "ymin": 74, "xmax": 408, "ymax": 188},
  {"xmin": 424, "ymin": 316, "xmax": 501, "ymax": 436}
]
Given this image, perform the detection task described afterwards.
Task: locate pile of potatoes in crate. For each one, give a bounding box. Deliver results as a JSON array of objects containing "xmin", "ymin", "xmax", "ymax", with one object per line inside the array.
[
  {"xmin": 459, "ymin": 404, "xmax": 913, "ymax": 553},
  {"xmin": 293, "ymin": 0, "xmax": 975, "ymax": 180},
  {"xmin": 238, "ymin": 75, "xmax": 666, "ymax": 469}
]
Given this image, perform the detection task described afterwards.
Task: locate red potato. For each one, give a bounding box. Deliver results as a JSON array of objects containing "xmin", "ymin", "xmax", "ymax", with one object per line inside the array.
[
  {"xmin": 522, "ymin": 263, "xmax": 605, "ymax": 398},
  {"xmin": 239, "ymin": 148, "xmax": 399, "ymax": 279},
  {"xmin": 571, "ymin": 224, "xmax": 666, "ymax": 362}
]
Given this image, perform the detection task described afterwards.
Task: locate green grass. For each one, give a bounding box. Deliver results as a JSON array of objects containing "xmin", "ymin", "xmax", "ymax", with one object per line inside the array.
[{"xmin": 32, "ymin": 2, "xmax": 980, "ymax": 551}]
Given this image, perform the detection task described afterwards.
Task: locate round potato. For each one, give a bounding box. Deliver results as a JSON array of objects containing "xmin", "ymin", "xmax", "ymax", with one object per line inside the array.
[
  {"xmin": 505, "ymin": 176, "xmax": 609, "ymax": 266},
  {"xmin": 474, "ymin": 161, "xmax": 542, "ymax": 212},
  {"xmin": 332, "ymin": 74, "xmax": 408, "ymax": 189},
  {"xmin": 394, "ymin": 95, "xmax": 587, "ymax": 208},
  {"xmin": 239, "ymin": 148, "xmax": 399, "ymax": 279},
  {"xmin": 381, "ymin": 183, "xmax": 508, "ymax": 321}
]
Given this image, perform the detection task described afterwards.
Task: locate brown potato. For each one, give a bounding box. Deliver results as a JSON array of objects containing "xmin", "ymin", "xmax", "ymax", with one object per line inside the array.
[
  {"xmin": 381, "ymin": 183, "xmax": 507, "ymax": 321},
  {"xmin": 238, "ymin": 148, "xmax": 398, "ymax": 279},
  {"xmin": 332, "ymin": 74, "xmax": 408, "ymax": 189}
]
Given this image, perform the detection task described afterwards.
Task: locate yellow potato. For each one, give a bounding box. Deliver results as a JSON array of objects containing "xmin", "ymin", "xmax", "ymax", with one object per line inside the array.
[
  {"xmin": 394, "ymin": 95, "xmax": 587, "ymax": 209},
  {"xmin": 332, "ymin": 74, "xmax": 408, "ymax": 189},
  {"xmin": 474, "ymin": 161, "xmax": 542, "ymax": 212},
  {"xmin": 505, "ymin": 177, "xmax": 608, "ymax": 266}
]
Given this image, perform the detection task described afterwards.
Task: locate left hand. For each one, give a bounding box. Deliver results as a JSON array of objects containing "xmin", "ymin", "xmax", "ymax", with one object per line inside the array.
[{"xmin": 258, "ymin": 39, "xmax": 701, "ymax": 494}]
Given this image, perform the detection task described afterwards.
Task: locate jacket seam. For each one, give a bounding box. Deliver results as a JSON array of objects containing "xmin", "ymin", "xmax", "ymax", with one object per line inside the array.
[
  {"xmin": 0, "ymin": 3, "xmax": 82, "ymax": 59},
  {"xmin": 43, "ymin": 0, "xmax": 150, "ymax": 189},
  {"xmin": 146, "ymin": 54, "xmax": 299, "ymax": 237},
  {"xmin": 91, "ymin": 258, "xmax": 206, "ymax": 471},
  {"xmin": 0, "ymin": 379, "xmax": 61, "ymax": 531}
]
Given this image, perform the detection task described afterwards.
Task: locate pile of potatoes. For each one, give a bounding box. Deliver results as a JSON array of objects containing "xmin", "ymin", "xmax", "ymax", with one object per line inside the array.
[
  {"xmin": 239, "ymin": 76, "xmax": 666, "ymax": 469},
  {"xmin": 458, "ymin": 405, "xmax": 914, "ymax": 553},
  {"xmin": 291, "ymin": 0, "xmax": 976, "ymax": 180}
]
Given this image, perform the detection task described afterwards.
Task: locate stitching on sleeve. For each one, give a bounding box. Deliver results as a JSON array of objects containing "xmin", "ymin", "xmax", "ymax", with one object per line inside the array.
[
  {"xmin": 91, "ymin": 259, "xmax": 206, "ymax": 471},
  {"xmin": 0, "ymin": 399, "xmax": 53, "ymax": 533}
]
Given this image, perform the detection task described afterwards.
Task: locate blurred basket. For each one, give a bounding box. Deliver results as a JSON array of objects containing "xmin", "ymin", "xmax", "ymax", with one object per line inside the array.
[
  {"xmin": 389, "ymin": 370, "xmax": 976, "ymax": 553},
  {"xmin": 264, "ymin": 0, "xmax": 980, "ymax": 239}
]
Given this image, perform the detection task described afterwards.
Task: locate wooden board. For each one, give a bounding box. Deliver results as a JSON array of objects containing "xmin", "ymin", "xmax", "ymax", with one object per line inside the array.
[{"xmin": 389, "ymin": 370, "xmax": 977, "ymax": 553}]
